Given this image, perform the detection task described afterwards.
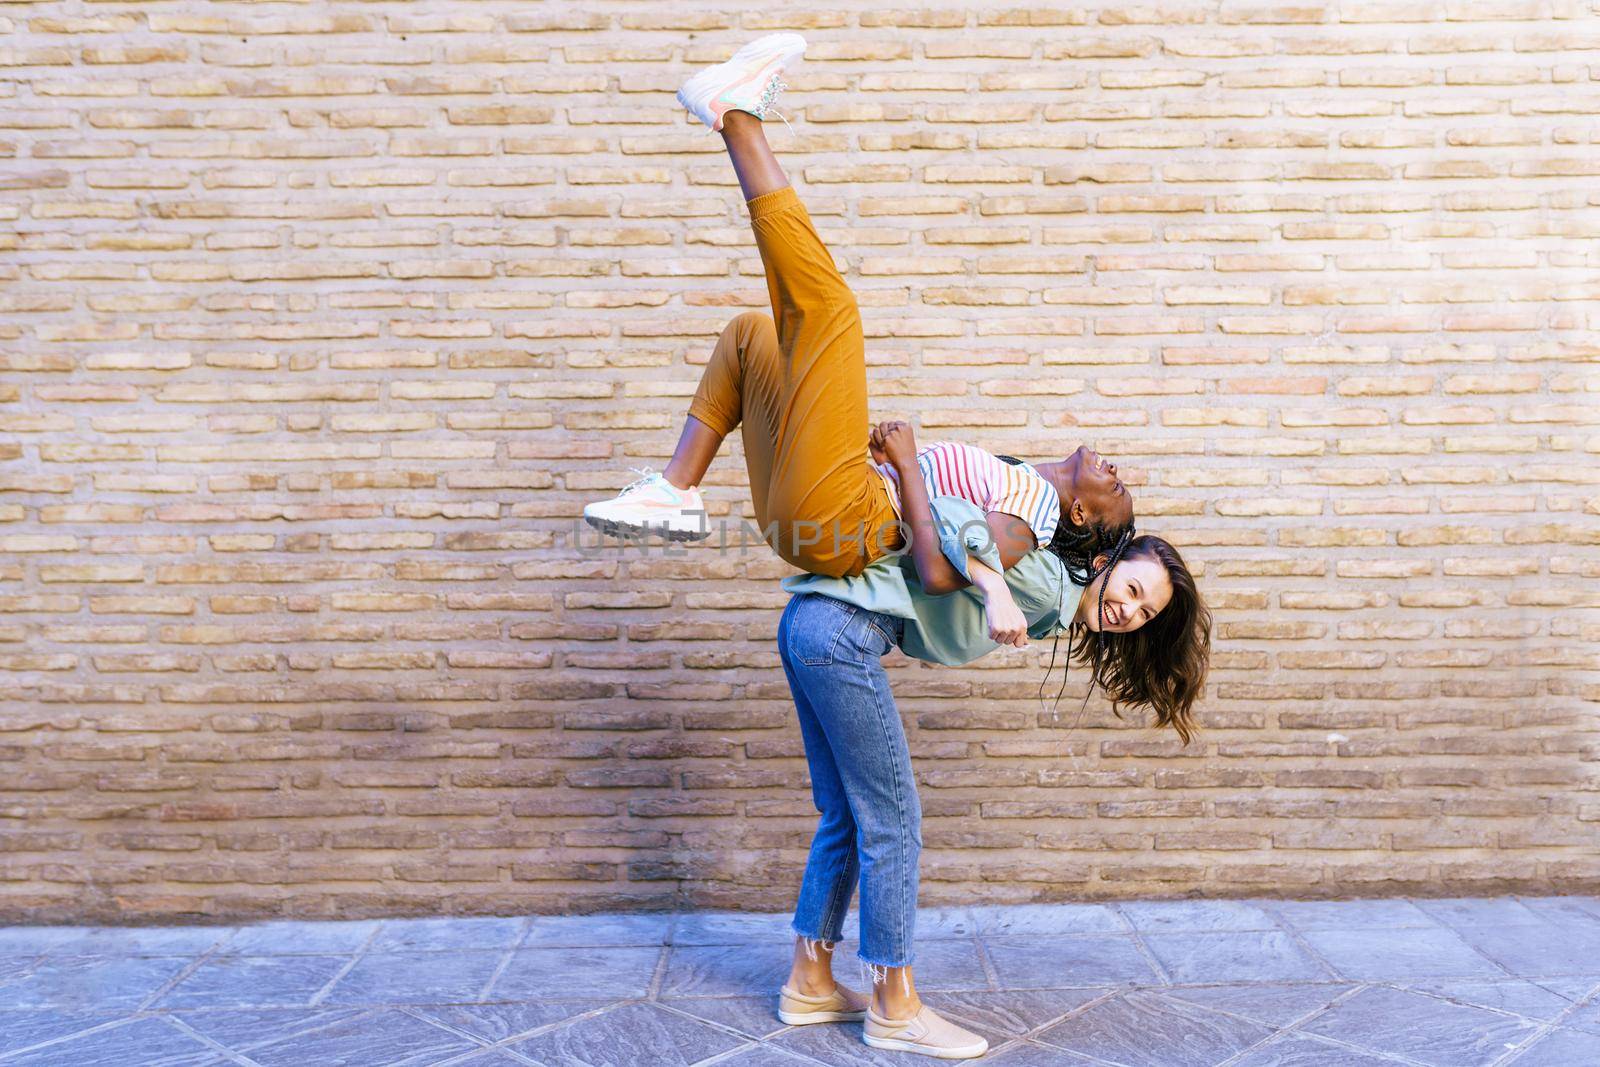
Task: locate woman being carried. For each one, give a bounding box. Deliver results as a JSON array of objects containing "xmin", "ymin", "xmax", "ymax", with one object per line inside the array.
[{"xmin": 581, "ymin": 34, "xmax": 1211, "ymax": 1059}]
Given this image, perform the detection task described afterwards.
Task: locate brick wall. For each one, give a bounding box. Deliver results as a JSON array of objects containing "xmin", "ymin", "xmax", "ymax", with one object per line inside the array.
[{"xmin": 2, "ymin": 3, "xmax": 1598, "ymax": 923}]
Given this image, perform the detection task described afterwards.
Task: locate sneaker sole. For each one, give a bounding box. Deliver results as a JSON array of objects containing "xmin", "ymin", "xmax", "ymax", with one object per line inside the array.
[
  {"xmin": 863, "ymin": 1034, "xmax": 989, "ymax": 1059},
  {"xmin": 583, "ymin": 513, "xmax": 711, "ymax": 542},
  {"xmin": 777, "ymin": 1008, "xmax": 867, "ymax": 1025}
]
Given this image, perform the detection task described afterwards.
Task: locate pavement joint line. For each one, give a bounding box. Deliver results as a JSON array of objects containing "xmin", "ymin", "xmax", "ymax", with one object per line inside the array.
[
  {"xmin": 133, "ymin": 937, "xmax": 228, "ymax": 1014},
  {"xmin": 475, "ymin": 918, "xmax": 532, "ymax": 1002},
  {"xmin": 1254, "ymin": 981, "xmax": 1453, "ymax": 1067},
  {"xmin": 1484, "ymin": 976, "xmax": 1600, "ymax": 1067},
  {"xmin": 971, "ymin": 932, "xmax": 1002, "ymax": 990},
  {"xmin": 306, "ymin": 919, "xmax": 388, "ymax": 1009},
  {"xmin": 158, "ymin": 1011, "xmax": 261, "ymax": 1066}
]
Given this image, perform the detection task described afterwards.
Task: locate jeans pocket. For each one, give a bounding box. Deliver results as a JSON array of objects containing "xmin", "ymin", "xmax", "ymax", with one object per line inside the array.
[{"xmin": 788, "ymin": 595, "xmax": 855, "ymax": 666}]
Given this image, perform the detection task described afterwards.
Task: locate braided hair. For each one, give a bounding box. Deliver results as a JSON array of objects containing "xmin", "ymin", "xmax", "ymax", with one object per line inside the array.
[
  {"xmin": 994, "ymin": 454, "xmax": 1133, "ymax": 585},
  {"xmin": 995, "ymin": 454, "xmax": 1136, "ymax": 714}
]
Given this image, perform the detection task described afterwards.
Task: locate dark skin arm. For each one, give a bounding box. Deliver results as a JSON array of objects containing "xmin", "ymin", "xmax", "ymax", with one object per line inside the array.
[
  {"xmin": 871, "ymin": 421, "xmax": 1030, "ymax": 647},
  {"xmin": 871, "ymin": 421, "xmax": 968, "ymax": 596},
  {"xmin": 986, "ymin": 511, "xmax": 1036, "ymax": 570},
  {"xmin": 871, "ymin": 432, "xmax": 1038, "ymax": 572}
]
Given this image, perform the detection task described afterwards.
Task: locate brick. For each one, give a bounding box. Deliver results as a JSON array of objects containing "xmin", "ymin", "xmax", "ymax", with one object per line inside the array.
[{"xmin": 1, "ymin": 11, "xmax": 1593, "ymax": 923}]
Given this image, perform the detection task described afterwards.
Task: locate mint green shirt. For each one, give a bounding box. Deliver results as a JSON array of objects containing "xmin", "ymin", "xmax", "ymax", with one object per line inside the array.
[{"xmin": 781, "ymin": 495, "xmax": 1086, "ymax": 666}]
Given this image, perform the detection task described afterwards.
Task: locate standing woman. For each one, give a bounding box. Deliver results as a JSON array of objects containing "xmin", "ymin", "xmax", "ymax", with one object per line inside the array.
[{"xmin": 774, "ymin": 422, "xmax": 1209, "ymax": 1060}]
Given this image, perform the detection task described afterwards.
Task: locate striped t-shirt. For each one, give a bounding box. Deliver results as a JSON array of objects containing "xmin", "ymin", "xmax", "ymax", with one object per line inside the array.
[{"xmin": 874, "ymin": 441, "xmax": 1060, "ymax": 549}]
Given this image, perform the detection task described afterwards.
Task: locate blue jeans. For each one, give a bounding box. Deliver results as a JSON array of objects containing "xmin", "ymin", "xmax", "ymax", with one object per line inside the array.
[{"xmin": 778, "ymin": 592, "xmax": 921, "ymax": 967}]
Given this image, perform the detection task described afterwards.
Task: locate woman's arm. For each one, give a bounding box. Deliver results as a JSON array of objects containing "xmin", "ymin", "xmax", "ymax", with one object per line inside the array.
[
  {"xmin": 965, "ymin": 554, "xmax": 1029, "ymax": 648},
  {"xmin": 871, "ymin": 420, "xmax": 968, "ymax": 595},
  {"xmin": 985, "ymin": 511, "xmax": 1036, "ymax": 569}
]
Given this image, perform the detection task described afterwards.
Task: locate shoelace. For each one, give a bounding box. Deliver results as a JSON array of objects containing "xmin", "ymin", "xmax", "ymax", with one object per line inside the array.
[
  {"xmin": 617, "ymin": 465, "xmax": 659, "ymax": 497},
  {"xmin": 757, "ymin": 75, "xmax": 796, "ymax": 135}
]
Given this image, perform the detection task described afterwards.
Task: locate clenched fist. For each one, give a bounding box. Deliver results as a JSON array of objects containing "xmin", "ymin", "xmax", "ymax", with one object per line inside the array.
[{"xmin": 869, "ymin": 420, "xmax": 918, "ymax": 469}]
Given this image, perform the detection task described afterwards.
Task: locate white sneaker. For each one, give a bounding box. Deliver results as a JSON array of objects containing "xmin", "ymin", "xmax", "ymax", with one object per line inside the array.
[
  {"xmin": 676, "ymin": 32, "xmax": 806, "ymax": 133},
  {"xmin": 583, "ymin": 468, "xmax": 710, "ymax": 541}
]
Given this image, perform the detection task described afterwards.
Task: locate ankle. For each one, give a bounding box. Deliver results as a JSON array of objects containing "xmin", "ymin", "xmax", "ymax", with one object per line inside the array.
[
  {"xmin": 787, "ymin": 968, "xmax": 836, "ymax": 996},
  {"xmin": 871, "ymin": 991, "xmax": 922, "ymax": 1020}
]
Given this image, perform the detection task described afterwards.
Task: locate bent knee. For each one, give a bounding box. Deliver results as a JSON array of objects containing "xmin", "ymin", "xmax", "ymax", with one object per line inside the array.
[{"xmin": 727, "ymin": 310, "xmax": 777, "ymax": 341}]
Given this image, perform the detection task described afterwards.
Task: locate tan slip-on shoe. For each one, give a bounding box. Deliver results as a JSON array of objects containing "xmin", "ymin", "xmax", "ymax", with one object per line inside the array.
[
  {"xmin": 863, "ymin": 1003, "xmax": 989, "ymax": 1059},
  {"xmin": 777, "ymin": 982, "xmax": 869, "ymax": 1025}
]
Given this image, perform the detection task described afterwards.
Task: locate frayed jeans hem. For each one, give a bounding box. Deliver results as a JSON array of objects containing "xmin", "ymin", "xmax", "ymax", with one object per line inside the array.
[{"xmin": 854, "ymin": 947, "xmax": 914, "ymax": 968}]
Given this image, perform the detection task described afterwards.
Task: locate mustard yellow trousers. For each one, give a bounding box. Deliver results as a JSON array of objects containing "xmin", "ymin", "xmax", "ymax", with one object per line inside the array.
[{"xmin": 688, "ymin": 187, "xmax": 903, "ymax": 579}]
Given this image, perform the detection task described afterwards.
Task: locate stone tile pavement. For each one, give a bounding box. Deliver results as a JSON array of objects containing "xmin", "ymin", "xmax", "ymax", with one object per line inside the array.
[{"xmin": 2, "ymin": 896, "xmax": 1599, "ymax": 1065}]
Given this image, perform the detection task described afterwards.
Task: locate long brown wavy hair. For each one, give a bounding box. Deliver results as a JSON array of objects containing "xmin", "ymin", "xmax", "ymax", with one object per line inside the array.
[{"xmin": 1065, "ymin": 535, "xmax": 1211, "ymax": 744}]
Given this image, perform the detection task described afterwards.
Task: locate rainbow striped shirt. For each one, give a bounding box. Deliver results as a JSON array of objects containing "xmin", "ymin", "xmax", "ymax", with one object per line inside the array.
[{"xmin": 875, "ymin": 441, "xmax": 1061, "ymax": 549}]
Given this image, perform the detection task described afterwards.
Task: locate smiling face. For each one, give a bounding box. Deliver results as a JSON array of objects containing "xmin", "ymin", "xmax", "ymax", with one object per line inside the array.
[
  {"xmin": 1078, "ymin": 555, "xmax": 1172, "ymax": 634},
  {"xmin": 1063, "ymin": 445, "xmax": 1134, "ymax": 531}
]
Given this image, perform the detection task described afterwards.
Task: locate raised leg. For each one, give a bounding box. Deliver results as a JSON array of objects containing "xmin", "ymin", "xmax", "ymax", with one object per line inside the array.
[
  {"xmin": 721, "ymin": 110, "xmax": 790, "ymax": 202},
  {"xmin": 662, "ymin": 417, "xmax": 721, "ymax": 491},
  {"xmin": 721, "ymin": 140, "xmax": 901, "ymax": 577}
]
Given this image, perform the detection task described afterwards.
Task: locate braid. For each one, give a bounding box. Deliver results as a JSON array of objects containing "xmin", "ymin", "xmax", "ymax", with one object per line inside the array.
[
  {"xmin": 995, "ymin": 454, "xmax": 1130, "ymax": 584},
  {"xmin": 995, "ymin": 453, "xmax": 1137, "ymax": 719}
]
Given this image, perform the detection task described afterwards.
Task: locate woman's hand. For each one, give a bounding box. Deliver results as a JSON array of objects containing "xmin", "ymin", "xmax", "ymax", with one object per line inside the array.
[
  {"xmin": 870, "ymin": 420, "xmax": 918, "ymax": 470},
  {"xmin": 983, "ymin": 587, "xmax": 1029, "ymax": 648},
  {"xmin": 968, "ymin": 556, "xmax": 1027, "ymax": 648}
]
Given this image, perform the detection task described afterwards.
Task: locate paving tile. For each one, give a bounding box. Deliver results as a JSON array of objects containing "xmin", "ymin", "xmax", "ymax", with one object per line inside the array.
[
  {"xmin": 832, "ymin": 906, "xmax": 980, "ymax": 941},
  {"xmin": 0, "ymin": 927, "xmax": 96, "ymax": 957},
  {"xmin": 154, "ymin": 954, "xmax": 349, "ymax": 1010},
  {"xmin": 242, "ymin": 1007, "xmax": 482, "ymax": 1067},
  {"xmin": 0, "ymin": 926, "xmax": 204, "ymax": 959},
  {"xmin": 167, "ymin": 1006, "xmax": 372, "ymax": 1053},
  {"xmin": 1159, "ymin": 982, "xmax": 1354, "ymax": 1027},
  {"xmin": 495, "ymin": 946, "xmax": 663, "ymax": 1001},
  {"xmin": 218, "ymin": 920, "xmax": 380, "ymax": 956},
  {"xmin": 659, "ymin": 995, "xmax": 791, "ymax": 1040},
  {"xmin": 1116, "ymin": 900, "xmax": 1279, "ymax": 933},
  {"xmin": 1267, "ymin": 899, "xmax": 1436, "ymax": 931},
  {"xmin": 977, "ymin": 1042, "xmax": 1101, "ymax": 1066},
  {"xmin": 510, "ymin": 1001, "xmax": 746, "ymax": 1067},
  {"xmin": 415, "ymin": 1000, "xmax": 615, "ymax": 1043},
  {"xmin": 914, "ymin": 987, "xmax": 1110, "ymax": 1036},
  {"xmin": 1300, "ymin": 926, "xmax": 1504, "ymax": 980},
  {"xmin": 1504, "ymin": 1026, "xmax": 1600, "ymax": 1066},
  {"xmin": 0, "ymin": 1009, "xmax": 136, "ymax": 1058},
  {"xmin": 6, "ymin": 955, "xmax": 194, "ymax": 1010},
  {"xmin": 1140, "ymin": 931, "xmax": 1331, "ymax": 984},
  {"xmin": 984, "ymin": 934, "xmax": 1160, "ymax": 989},
  {"xmin": 366, "ymin": 916, "xmax": 528, "ymax": 953},
  {"xmin": 702, "ymin": 1046, "xmax": 821, "ymax": 1066},
  {"xmin": 672, "ymin": 911, "xmax": 801, "ymax": 946},
  {"xmin": 1405, "ymin": 979, "xmax": 1585, "ymax": 1022},
  {"xmin": 318, "ymin": 949, "xmax": 506, "ymax": 1006},
  {"xmin": 660, "ymin": 943, "xmax": 791, "ymax": 998},
  {"xmin": 1449, "ymin": 922, "xmax": 1600, "ymax": 977},
  {"xmin": 1515, "ymin": 896, "xmax": 1600, "ymax": 929},
  {"xmin": 0, "ymin": 1015, "xmax": 223, "ymax": 1067},
  {"xmin": 1413, "ymin": 898, "xmax": 1553, "ymax": 929},
  {"xmin": 1229, "ymin": 1032, "xmax": 1408, "ymax": 1066},
  {"xmin": 1033, "ymin": 988, "xmax": 1274, "ymax": 1067},
  {"xmin": 1300, "ymin": 985, "xmax": 1539, "ymax": 1067},
  {"xmin": 971, "ymin": 902, "xmax": 1126, "ymax": 937},
  {"xmin": 890, "ymin": 938, "xmax": 990, "ymax": 993},
  {"xmin": 10, "ymin": 925, "xmax": 234, "ymax": 959},
  {"xmin": 525, "ymin": 912, "xmax": 673, "ymax": 948}
]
